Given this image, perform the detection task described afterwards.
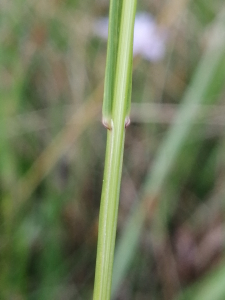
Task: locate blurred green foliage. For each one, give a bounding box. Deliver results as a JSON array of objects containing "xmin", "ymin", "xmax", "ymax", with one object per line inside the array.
[{"xmin": 0, "ymin": 0, "xmax": 225, "ymax": 299}]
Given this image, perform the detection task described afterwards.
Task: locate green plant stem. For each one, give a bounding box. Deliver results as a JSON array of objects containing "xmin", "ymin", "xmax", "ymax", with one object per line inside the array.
[{"xmin": 93, "ymin": 0, "xmax": 137, "ymax": 299}]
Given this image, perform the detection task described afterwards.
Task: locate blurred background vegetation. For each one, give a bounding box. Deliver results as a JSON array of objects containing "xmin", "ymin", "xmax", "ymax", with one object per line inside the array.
[{"xmin": 1, "ymin": 0, "xmax": 225, "ymax": 299}]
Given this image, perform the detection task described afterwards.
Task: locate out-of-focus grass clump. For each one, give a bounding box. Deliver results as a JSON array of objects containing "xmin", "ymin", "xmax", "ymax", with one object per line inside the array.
[{"xmin": 0, "ymin": 0, "xmax": 225, "ymax": 299}]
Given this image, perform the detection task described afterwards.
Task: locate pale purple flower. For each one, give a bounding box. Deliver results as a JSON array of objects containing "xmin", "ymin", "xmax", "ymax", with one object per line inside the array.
[{"xmin": 94, "ymin": 12, "xmax": 167, "ymax": 62}]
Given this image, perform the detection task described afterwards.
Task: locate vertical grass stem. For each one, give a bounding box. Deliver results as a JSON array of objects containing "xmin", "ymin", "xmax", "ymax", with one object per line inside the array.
[{"xmin": 93, "ymin": 0, "xmax": 137, "ymax": 299}]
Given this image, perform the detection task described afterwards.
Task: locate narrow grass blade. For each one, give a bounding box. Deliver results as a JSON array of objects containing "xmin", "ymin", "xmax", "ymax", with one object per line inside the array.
[{"xmin": 102, "ymin": 0, "xmax": 122, "ymax": 129}]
